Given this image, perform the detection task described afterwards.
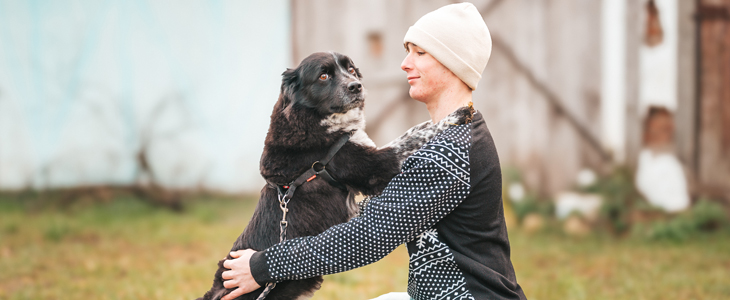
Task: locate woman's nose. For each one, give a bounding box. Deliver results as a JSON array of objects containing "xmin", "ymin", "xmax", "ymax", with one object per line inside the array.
[{"xmin": 401, "ymin": 55, "xmax": 411, "ymax": 71}]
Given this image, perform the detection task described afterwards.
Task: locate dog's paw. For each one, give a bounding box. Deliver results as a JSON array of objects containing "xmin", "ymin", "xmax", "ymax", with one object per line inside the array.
[{"xmin": 439, "ymin": 103, "xmax": 474, "ymax": 126}]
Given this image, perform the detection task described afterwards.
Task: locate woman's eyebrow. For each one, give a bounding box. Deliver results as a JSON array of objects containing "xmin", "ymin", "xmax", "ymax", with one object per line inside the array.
[{"xmin": 405, "ymin": 42, "xmax": 419, "ymax": 52}]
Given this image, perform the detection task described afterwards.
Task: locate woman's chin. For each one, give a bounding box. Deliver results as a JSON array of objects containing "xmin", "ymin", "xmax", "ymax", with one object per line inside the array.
[{"xmin": 408, "ymin": 89, "xmax": 428, "ymax": 103}]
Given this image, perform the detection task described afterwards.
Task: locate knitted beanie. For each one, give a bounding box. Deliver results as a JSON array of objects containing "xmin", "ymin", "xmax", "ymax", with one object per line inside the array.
[{"xmin": 403, "ymin": 2, "xmax": 492, "ymax": 90}]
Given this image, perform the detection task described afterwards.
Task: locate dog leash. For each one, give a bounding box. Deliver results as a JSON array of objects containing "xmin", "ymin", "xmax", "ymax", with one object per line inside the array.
[{"xmin": 256, "ymin": 131, "xmax": 352, "ymax": 300}]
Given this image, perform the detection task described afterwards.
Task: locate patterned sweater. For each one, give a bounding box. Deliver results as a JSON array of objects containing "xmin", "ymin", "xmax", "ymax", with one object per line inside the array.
[{"xmin": 250, "ymin": 112, "xmax": 526, "ymax": 300}]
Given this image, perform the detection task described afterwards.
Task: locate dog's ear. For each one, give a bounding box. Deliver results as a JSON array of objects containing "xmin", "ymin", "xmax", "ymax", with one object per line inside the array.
[
  {"xmin": 281, "ymin": 68, "xmax": 299, "ymax": 95},
  {"xmin": 280, "ymin": 68, "xmax": 299, "ymax": 115}
]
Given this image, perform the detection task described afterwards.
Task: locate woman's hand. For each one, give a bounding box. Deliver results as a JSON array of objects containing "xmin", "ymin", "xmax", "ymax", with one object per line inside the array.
[{"xmin": 221, "ymin": 249, "xmax": 261, "ymax": 300}]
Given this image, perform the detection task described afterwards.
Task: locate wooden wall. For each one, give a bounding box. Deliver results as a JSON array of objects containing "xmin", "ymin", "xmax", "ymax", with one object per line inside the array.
[{"xmin": 289, "ymin": 0, "xmax": 729, "ymax": 199}]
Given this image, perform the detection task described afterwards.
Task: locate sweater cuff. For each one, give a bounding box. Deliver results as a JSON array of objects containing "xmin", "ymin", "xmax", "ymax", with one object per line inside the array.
[{"xmin": 250, "ymin": 250, "xmax": 274, "ymax": 286}]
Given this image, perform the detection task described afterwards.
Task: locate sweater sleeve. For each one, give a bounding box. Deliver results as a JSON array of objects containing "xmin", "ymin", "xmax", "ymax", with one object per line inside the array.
[{"xmin": 250, "ymin": 125, "xmax": 472, "ymax": 283}]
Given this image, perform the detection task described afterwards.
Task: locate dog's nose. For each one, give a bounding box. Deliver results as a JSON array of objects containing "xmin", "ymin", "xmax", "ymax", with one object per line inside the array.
[{"xmin": 348, "ymin": 81, "xmax": 362, "ymax": 94}]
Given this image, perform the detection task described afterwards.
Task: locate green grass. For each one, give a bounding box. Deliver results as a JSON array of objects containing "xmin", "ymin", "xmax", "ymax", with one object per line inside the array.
[{"xmin": 1, "ymin": 193, "xmax": 729, "ymax": 300}]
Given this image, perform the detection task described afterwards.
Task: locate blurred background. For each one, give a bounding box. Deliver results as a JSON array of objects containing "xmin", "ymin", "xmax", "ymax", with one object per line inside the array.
[{"xmin": 1, "ymin": 0, "xmax": 729, "ymax": 299}]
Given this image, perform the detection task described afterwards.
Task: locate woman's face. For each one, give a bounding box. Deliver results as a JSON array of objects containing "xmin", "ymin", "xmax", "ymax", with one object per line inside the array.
[{"xmin": 400, "ymin": 43, "xmax": 459, "ymax": 103}]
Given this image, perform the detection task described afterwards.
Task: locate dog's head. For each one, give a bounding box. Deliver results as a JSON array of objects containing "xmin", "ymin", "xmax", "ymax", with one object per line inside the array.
[{"xmin": 280, "ymin": 51, "xmax": 364, "ymax": 116}]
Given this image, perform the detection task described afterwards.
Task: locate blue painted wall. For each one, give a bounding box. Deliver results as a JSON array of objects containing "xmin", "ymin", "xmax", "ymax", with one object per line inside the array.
[{"xmin": 0, "ymin": 0, "xmax": 290, "ymax": 192}]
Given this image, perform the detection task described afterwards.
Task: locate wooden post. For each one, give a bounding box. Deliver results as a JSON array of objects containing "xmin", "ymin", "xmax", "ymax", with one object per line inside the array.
[
  {"xmin": 624, "ymin": 0, "xmax": 644, "ymax": 170},
  {"xmin": 696, "ymin": 0, "xmax": 730, "ymax": 200},
  {"xmin": 675, "ymin": 0, "xmax": 698, "ymax": 171}
]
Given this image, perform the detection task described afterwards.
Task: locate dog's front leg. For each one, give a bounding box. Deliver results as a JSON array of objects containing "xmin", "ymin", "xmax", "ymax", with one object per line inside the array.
[
  {"xmin": 331, "ymin": 106, "xmax": 473, "ymax": 197},
  {"xmin": 381, "ymin": 105, "xmax": 473, "ymax": 163}
]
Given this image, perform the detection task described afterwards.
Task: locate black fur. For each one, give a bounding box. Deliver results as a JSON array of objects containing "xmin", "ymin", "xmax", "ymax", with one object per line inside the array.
[{"xmin": 198, "ymin": 52, "xmax": 471, "ymax": 300}]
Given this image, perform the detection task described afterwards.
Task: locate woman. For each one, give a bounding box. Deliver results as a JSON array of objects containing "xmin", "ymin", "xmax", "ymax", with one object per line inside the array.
[{"xmin": 222, "ymin": 3, "xmax": 526, "ymax": 300}]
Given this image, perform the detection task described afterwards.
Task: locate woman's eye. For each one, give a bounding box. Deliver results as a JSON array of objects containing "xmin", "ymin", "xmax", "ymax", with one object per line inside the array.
[
  {"xmin": 320, "ymin": 74, "xmax": 329, "ymax": 80},
  {"xmin": 417, "ymin": 51, "xmax": 426, "ymax": 56},
  {"xmin": 348, "ymin": 67, "xmax": 356, "ymax": 74}
]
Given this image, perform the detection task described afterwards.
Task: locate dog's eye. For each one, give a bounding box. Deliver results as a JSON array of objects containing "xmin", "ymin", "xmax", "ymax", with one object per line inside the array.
[
  {"xmin": 348, "ymin": 67, "xmax": 356, "ymax": 75},
  {"xmin": 319, "ymin": 74, "xmax": 329, "ymax": 80}
]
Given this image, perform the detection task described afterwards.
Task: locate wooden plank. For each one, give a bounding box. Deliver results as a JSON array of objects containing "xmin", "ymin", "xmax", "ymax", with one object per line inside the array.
[{"xmin": 697, "ymin": 0, "xmax": 730, "ymax": 199}]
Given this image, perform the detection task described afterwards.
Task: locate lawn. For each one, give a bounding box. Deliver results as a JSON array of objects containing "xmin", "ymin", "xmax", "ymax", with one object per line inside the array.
[{"xmin": 0, "ymin": 193, "xmax": 728, "ymax": 300}]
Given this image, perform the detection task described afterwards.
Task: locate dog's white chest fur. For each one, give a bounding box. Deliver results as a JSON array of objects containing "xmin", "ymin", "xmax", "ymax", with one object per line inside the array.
[{"xmin": 320, "ymin": 107, "xmax": 375, "ymax": 147}]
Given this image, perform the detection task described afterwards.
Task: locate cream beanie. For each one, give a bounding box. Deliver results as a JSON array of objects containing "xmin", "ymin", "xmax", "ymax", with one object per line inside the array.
[{"xmin": 403, "ymin": 2, "xmax": 492, "ymax": 90}]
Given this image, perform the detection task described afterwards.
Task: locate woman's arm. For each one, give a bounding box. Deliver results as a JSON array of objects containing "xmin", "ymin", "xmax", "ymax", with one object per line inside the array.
[{"xmin": 254, "ymin": 130, "xmax": 469, "ymax": 281}]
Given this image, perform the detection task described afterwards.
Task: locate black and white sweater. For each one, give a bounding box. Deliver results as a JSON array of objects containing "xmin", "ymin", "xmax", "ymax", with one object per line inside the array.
[{"xmin": 250, "ymin": 112, "xmax": 526, "ymax": 300}]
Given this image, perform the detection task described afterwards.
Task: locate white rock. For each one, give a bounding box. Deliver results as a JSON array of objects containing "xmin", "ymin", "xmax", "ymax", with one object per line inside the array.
[
  {"xmin": 576, "ymin": 168, "xmax": 597, "ymax": 188},
  {"xmin": 555, "ymin": 192, "xmax": 603, "ymax": 221},
  {"xmin": 508, "ymin": 182, "xmax": 525, "ymax": 203},
  {"xmin": 635, "ymin": 149, "xmax": 690, "ymax": 212}
]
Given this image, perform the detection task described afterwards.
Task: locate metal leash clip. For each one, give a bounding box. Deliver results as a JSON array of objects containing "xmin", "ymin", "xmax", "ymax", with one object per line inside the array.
[{"xmin": 277, "ymin": 193, "xmax": 290, "ymax": 243}]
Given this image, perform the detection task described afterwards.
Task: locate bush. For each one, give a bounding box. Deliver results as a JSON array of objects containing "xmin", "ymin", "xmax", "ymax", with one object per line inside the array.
[
  {"xmin": 502, "ymin": 167, "xmax": 554, "ymax": 223},
  {"xmin": 580, "ymin": 167, "xmax": 639, "ymax": 235},
  {"xmin": 641, "ymin": 199, "xmax": 729, "ymax": 241},
  {"xmin": 511, "ymin": 194, "xmax": 554, "ymax": 223}
]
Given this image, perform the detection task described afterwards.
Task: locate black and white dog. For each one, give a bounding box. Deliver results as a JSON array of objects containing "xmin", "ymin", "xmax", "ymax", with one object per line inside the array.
[{"xmin": 198, "ymin": 52, "xmax": 470, "ymax": 300}]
